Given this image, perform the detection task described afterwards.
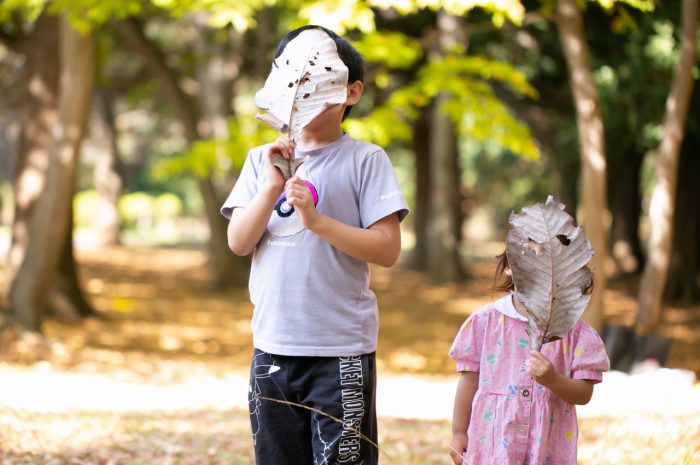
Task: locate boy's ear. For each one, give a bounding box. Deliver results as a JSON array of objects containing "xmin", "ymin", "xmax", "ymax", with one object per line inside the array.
[{"xmin": 346, "ymin": 81, "xmax": 363, "ymax": 106}]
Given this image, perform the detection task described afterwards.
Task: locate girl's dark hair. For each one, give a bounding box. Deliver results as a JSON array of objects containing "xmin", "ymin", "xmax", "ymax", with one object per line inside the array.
[
  {"xmin": 493, "ymin": 251, "xmax": 515, "ymax": 293},
  {"xmin": 492, "ymin": 250, "xmax": 595, "ymax": 295},
  {"xmin": 275, "ymin": 25, "xmax": 364, "ymax": 120}
]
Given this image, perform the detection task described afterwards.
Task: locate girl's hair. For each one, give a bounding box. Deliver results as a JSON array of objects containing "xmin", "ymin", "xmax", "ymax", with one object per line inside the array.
[
  {"xmin": 275, "ymin": 25, "xmax": 364, "ymax": 121},
  {"xmin": 492, "ymin": 251, "xmax": 595, "ymax": 295},
  {"xmin": 492, "ymin": 251, "xmax": 514, "ymax": 293}
]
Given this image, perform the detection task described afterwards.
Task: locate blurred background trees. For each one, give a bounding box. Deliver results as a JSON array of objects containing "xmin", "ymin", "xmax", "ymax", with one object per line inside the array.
[{"xmin": 0, "ymin": 0, "xmax": 698, "ymax": 347}]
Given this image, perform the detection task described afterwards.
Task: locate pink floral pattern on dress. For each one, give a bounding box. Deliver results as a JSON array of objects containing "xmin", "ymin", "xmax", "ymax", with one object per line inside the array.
[{"xmin": 449, "ymin": 294, "xmax": 610, "ymax": 465}]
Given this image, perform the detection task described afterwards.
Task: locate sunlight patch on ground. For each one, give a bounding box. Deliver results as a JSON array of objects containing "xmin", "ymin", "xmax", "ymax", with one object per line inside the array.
[{"xmin": 1, "ymin": 364, "xmax": 699, "ymax": 464}]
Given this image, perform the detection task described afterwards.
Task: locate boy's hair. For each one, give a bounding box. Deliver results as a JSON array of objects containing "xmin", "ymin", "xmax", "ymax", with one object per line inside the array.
[
  {"xmin": 492, "ymin": 251, "xmax": 595, "ymax": 295},
  {"xmin": 275, "ymin": 25, "xmax": 364, "ymax": 120}
]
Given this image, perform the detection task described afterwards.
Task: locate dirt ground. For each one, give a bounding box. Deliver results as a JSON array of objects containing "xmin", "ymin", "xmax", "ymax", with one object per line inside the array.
[
  {"xmin": 1, "ymin": 246, "xmax": 699, "ymax": 464},
  {"xmin": 3, "ymin": 245, "xmax": 697, "ymax": 377}
]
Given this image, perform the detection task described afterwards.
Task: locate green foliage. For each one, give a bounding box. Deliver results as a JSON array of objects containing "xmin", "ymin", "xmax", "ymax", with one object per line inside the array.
[
  {"xmin": 73, "ymin": 190, "xmax": 100, "ymax": 228},
  {"xmin": 0, "ymin": 0, "xmax": 265, "ymax": 32},
  {"xmin": 150, "ymin": 0, "xmax": 268, "ymax": 30},
  {"xmin": 367, "ymin": 0, "xmax": 525, "ymax": 26},
  {"xmin": 348, "ymin": 53, "xmax": 540, "ymax": 159},
  {"xmin": 154, "ymin": 112, "xmax": 280, "ymax": 179},
  {"xmin": 118, "ymin": 192, "xmax": 153, "ymax": 226},
  {"xmin": 594, "ymin": 0, "xmax": 654, "ymax": 13},
  {"xmin": 344, "ymin": 106, "xmax": 414, "ymax": 147},
  {"xmin": 352, "ymin": 31, "xmax": 423, "ymax": 69},
  {"xmin": 295, "ymin": 0, "xmax": 527, "ymax": 35},
  {"xmin": 48, "ymin": 0, "xmax": 142, "ymax": 31},
  {"xmin": 0, "ymin": 0, "xmax": 45, "ymax": 23},
  {"xmin": 153, "ymin": 192, "xmax": 183, "ymax": 218},
  {"xmin": 297, "ymin": 0, "xmax": 376, "ymax": 34}
]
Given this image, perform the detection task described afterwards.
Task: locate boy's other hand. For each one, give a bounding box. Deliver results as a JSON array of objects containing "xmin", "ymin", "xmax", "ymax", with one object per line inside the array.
[
  {"xmin": 263, "ymin": 137, "xmax": 295, "ymax": 191},
  {"xmin": 449, "ymin": 433, "xmax": 467, "ymax": 465},
  {"xmin": 285, "ymin": 176, "xmax": 318, "ymax": 229}
]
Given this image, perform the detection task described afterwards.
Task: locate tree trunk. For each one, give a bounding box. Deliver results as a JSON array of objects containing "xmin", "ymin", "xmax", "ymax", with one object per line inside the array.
[
  {"xmin": 115, "ymin": 18, "xmax": 249, "ymax": 288},
  {"xmin": 426, "ymin": 10, "xmax": 463, "ymax": 283},
  {"xmin": 608, "ymin": 146, "xmax": 644, "ymax": 275},
  {"xmin": 48, "ymin": 203, "xmax": 96, "ymax": 321},
  {"xmin": 9, "ymin": 16, "xmax": 95, "ymax": 332},
  {"xmin": 193, "ymin": 25, "xmax": 249, "ymax": 287},
  {"xmin": 408, "ymin": 104, "xmax": 431, "ymax": 271},
  {"xmin": 636, "ymin": 0, "xmax": 698, "ymax": 332},
  {"xmin": 428, "ymin": 92, "xmax": 462, "ymax": 282},
  {"xmin": 555, "ymin": 0, "xmax": 607, "ymax": 332},
  {"xmin": 664, "ymin": 130, "xmax": 700, "ymax": 302},
  {"xmin": 90, "ymin": 90, "xmax": 123, "ymax": 246},
  {"xmin": 4, "ymin": 13, "xmax": 59, "ymax": 299}
]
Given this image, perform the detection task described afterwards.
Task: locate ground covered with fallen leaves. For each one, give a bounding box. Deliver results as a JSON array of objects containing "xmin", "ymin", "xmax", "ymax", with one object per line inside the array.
[{"xmin": 1, "ymin": 246, "xmax": 699, "ymax": 464}]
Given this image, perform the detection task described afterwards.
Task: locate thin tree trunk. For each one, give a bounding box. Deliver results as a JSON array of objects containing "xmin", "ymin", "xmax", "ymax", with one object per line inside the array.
[
  {"xmin": 4, "ymin": 14, "xmax": 59, "ymax": 299},
  {"xmin": 48, "ymin": 203, "xmax": 96, "ymax": 321},
  {"xmin": 409, "ymin": 104, "xmax": 431, "ymax": 271},
  {"xmin": 636, "ymin": 0, "xmax": 698, "ymax": 332},
  {"xmin": 91, "ymin": 90, "xmax": 123, "ymax": 246},
  {"xmin": 428, "ymin": 92, "xmax": 462, "ymax": 282},
  {"xmin": 9, "ymin": 16, "xmax": 95, "ymax": 332},
  {"xmin": 555, "ymin": 0, "xmax": 607, "ymax": 332},
  {"xmin": 427, "ymin": 10, "xmax": 463, "ymax": 283},
  {"xmin": 665, "ymin": 137, "xmax": 700, "ymax": 302},
  {"xmin": 608, "ymin": 146, "xmax": 644, "ymax": 274}
]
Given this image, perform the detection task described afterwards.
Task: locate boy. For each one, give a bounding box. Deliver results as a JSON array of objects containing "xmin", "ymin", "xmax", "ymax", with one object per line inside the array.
[{"xmin": 221, "ymin": 25, "xmax": 409, "ymax": 465}]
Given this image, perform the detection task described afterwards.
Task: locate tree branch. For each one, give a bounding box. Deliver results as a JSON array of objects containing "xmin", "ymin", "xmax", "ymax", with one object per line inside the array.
[{"xmin": 111, "ymin": 17, "xmax": 200, "ymax": 142}]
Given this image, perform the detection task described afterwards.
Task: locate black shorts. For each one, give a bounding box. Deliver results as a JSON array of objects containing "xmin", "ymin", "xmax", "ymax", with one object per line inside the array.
[{"xmin": 248, "ymin": 348, "xmax": 378, "ymax": 465}]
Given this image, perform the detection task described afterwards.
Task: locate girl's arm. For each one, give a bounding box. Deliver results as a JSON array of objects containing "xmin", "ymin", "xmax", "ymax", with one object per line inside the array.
[
  {"xmin": 450, "ymin": 371, "xmax": 479, "ymax": 465},
  {"xmin": 284, "ymin": 177, "xmax": 401, "ymax": 267},
  {"xmin": 526, "ymin": 350, "xmax": 594, "ymax": 405}
]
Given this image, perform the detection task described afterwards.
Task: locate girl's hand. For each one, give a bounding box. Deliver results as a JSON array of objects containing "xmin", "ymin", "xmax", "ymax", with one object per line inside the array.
[
  {"xmin": 449, "ymin": 433, "xmax": 467, "ymax": 465},
  {"xmin": 526, "ymin": 350, "xmax": 562, "ymax": 389},
  {"xmin": 263, "ymin": 136, "xmax": 295, "ymax": 192},
  {"xmin": 285, "ymin": 176, "xmax": 318, "ymax": 229}
]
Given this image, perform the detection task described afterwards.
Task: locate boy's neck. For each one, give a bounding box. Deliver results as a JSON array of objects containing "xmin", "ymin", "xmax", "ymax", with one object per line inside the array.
[{"xmin": 296, "ymin": 125, "xmax": 344, "ymax": 151}]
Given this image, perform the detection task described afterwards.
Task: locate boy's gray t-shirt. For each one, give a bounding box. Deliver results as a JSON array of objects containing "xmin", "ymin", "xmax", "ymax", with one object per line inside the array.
[{"xmin": 221, "ymin": 134, "xmax": 409, "ymax": 357}]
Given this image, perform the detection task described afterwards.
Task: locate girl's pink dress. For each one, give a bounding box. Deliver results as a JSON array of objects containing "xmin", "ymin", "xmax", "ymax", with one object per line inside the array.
[{"xmin": 449, "ymin": 293, "xmax": 610, "ymax": 465}]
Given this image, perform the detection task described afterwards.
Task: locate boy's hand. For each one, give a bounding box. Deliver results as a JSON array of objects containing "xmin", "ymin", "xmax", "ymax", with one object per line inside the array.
[
  {"xmin": 526, "ymin": 350, "xmax": 562, "ymax": 388},
  {"xmin": 449, "ymin": 433, "xmax": 467, "ymax": 465},
  {"xmin": 285, "ymin": 176, "xmax": 318, "ymax": 229},
  {"xmin": 263, "ymin": 137, "xmax": 295, "ymax": 191}
]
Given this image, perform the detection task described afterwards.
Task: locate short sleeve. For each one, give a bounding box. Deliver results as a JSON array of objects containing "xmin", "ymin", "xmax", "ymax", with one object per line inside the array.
[
  {"xmin": 448, "ymin": 310, "xmax": 486, "ymax": 373},
  {"xmin": 570, "ymin": 322, "xmax": 611, "ymax": 384},
  {"xmin": 220, "ymin": 150, "xmax": 260, "ymax": 219},
  {"xmin": 358, "ymin": 150, "xmax": 409, "ymax": 228}
]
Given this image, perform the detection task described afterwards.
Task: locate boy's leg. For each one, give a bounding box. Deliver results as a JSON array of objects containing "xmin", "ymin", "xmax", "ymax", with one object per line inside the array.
[
  {"xmin": 292, "ymin": 353, "xmax": 378, "ymax": 465},
  {"xmin": 248, "ymin": 349, "xmax": 313, "ymax": 465}
]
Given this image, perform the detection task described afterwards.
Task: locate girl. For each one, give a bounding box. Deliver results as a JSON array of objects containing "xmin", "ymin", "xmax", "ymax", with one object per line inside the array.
[{"xmin": 449, "ymin": 252, "xmax": 609, "ymax": 465}]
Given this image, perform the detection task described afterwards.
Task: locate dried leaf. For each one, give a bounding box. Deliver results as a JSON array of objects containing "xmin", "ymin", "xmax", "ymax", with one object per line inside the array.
[
  {"xmin": 270, "ymin": 153, "xmax": 307, "ymax": 180},
  {"xmin": 254, "ymin": 28, "xmax": 349, "ymax": 142},
  {"xmin": 505, "ymin": 196, "xmax": 594, "ymax": 351}
]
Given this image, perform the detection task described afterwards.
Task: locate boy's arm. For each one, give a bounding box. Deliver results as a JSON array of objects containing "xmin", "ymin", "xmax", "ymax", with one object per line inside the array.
[
  {"xmin": 227, "ymin": 184, "xmax": 282, "ymax": 256},
  {"xmin": 526, "ymin": 350, "xmax": 595, "ymax": 405},
  {"xmin": 226, "ymin": 138, "xmax": 293, "ymax": 256},
  {"xmin": 451, "ymin": 371, "xmax": 478, "ymax": 465},
  {"xmin": 285, "ymin": 176, "xmax": 401, "ymax": 267}
]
